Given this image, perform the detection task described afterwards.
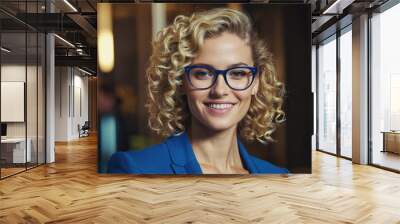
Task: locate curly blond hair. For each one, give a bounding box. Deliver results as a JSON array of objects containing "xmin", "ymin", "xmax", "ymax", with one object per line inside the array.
[{"xmin": 146, "ymin": 8, "xmax": 285, "ymax": 144}]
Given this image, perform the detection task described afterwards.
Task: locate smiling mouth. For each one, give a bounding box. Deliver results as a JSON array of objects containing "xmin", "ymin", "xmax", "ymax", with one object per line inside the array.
[{"xmin": 204, "ymin": 103, "xmax": 236, "ymax": 110}]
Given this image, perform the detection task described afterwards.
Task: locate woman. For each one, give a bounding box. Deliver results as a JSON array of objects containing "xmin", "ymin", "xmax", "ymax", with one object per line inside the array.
[{"xmin": 108, "ymin": 8, "xmax": 287, "ymax": 174}]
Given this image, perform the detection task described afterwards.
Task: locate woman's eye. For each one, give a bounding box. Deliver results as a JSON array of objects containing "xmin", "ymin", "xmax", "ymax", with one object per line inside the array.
[
  {"xmin": 229, "ymin": 70, "xmax": 250, "ymax": 79},
  {"xmin": 194, "ymin": 71, "xmax": 208, "ymax": 76},
  {"xmin": 191, "ymin": 70, "xmax": 212, "ymax": 79}
]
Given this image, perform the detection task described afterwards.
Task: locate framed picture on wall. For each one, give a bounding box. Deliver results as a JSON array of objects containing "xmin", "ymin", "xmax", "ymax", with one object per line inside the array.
[{"xmin": 98, "ymin": 3, "xmax": 312, "ymax": 175}]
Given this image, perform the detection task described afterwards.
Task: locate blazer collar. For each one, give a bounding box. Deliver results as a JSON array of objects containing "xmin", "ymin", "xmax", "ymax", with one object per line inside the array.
[
  {"xmin": 237, "ymin": 140, "xmax": 259, "ymax": 173},
  {"xmin": 165, "ymin": 131, "xmax": 259, "ymax": 174},
  {"xmin": 166, "ymin": 132, "xmax": 202, "ymax": 174}
]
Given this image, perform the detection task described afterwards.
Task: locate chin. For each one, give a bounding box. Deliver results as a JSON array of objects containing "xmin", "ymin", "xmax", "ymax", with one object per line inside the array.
[{"xmin": 201, "ymin": 117, "xmax": 238, "ymax": 132}]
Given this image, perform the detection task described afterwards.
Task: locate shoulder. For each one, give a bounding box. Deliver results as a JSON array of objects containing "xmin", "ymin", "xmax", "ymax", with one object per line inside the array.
[
  {"xmin": 250, "ymin": 156, "xmax": 289, "ymax": 174},
  {"xmin": 107, "ymin": 142, "xmax": 173, "ymax": 174}
]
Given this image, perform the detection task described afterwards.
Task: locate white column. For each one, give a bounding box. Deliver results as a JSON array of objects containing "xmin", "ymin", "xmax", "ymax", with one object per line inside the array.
[
  {"xmin": 55, "ymin": 67, "xmax": 74, "ymax": 141},
  {"xmin": 46, "ymin": 1, "xmax": 55, "ymax": 163},
  {"xmin": 352, "ymin": 14, "xmax": 369, "ymax": 164},
  {"xmin": 46, "ymin": 33, "xmax": 55, "ymax": 163}
]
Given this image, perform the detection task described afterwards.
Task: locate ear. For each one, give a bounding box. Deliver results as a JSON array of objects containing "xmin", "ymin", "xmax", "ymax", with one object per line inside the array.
[{"xmin": 251, "ymin": 76, "xmax": 259, "ymax": 95}]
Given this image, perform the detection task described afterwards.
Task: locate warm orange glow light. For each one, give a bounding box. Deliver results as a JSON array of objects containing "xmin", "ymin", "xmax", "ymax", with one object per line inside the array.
[{"xmin": 98, "ymin": 4, "xmax": 115, "ymax": 73}]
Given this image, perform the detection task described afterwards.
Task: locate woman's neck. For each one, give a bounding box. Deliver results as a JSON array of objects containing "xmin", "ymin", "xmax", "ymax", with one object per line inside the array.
[{"xmin": 188, "ymin": 119, "xmax": 246, "ymax": 174}]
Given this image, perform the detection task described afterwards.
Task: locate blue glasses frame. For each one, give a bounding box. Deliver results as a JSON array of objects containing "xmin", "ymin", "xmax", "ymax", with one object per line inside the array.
[{"xmin": 184, "ymin": 64, "xmax": 258, "ymax": 91}]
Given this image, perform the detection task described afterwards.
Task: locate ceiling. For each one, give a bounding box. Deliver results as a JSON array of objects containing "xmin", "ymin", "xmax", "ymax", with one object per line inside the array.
[{"xmin": 0, "ymin": 0, "xmax": 392, "ymax": 72}]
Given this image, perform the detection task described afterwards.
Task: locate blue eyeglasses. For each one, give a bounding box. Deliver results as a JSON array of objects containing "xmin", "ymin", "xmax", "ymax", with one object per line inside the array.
[{"xmin": 184, "ymin": 64, "xmax": 258, "ymax": 91}]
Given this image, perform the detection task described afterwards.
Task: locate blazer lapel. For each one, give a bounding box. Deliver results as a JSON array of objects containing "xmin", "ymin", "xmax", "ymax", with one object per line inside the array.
[
  {"xmin": 165, "ymin": 132, "xmax": 202, "ymax": 174},
  {"xmin": 166, "ymin": 132, "xmax": 258, "ymax": 174},
  {"xmin": 237, "ymin": 140, "xmax": 259, "ymax": 173}
]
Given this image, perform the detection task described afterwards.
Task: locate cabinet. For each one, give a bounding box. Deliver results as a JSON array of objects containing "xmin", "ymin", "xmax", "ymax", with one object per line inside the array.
[
  {"xmin": 0, "ymin": 138, "xmax": 32, "ymax": 163},
  {"xmin": 382, "ymin": 131, "xmax": 400, "ymax": 154}
]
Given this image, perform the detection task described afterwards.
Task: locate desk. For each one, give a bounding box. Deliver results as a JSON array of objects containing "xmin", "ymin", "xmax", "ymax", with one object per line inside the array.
[
  {"xmin": 381, "ymin": 131, "xmax": 400, "ymax": 154},
  {"xmin": 1, "ymin": 138, "xmax": 31, "ymax": 163}
]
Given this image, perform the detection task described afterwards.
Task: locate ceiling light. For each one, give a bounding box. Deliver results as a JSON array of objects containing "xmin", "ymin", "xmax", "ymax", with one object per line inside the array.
[
  {"xmin": 63, "ymin": 0, "xmax": 78, "ymax": 12},
  {"xmin": 76, "ymin": 48, "xmax": 85, "ymax": 55},
  {"xmin": 1, "ymin": 47, "xmax": 11, "ymax": 53},
  {"xmin": 78, "ymin": 67, "xmax": 94, "ymax": 76},
  {"xmin": 54, "ymin": 34, "xmax": 75, "ymax": 48},
  {"xmin": 323, "ymin": 0, "xmax": 341, "ymax": 14},
  {"xmin": 98, "ymin": 4, "xmax": 114, "ymax": 73},
  {"xmin": 322, "ymin": 0, "xmax": 354, "ymax": 15}
]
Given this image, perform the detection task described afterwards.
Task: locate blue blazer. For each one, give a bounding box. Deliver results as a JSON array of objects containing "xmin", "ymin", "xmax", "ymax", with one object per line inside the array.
[{"xmin": 107, "ymin": 132, "xmax": 288, "ymax": 174}]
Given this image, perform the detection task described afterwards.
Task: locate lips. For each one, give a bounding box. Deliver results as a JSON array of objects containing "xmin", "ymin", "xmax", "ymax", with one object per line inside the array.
[
  {"xmin": 203, "ymin": 102, "xmax": 237, "ymax": 115},
  {"xmin": 205, "ymin": 103, "xmax": 234, "ymax": 110}
]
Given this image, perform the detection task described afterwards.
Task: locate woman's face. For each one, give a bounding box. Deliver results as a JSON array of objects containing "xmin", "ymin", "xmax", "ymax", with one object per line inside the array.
[{"xmin": 184, "ymin": 32, "xmax": 259, "ymax": 132}]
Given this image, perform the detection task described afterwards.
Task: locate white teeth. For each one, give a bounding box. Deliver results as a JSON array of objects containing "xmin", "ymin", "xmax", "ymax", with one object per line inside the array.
[{"xmin": 206, "ymin": 103, "xmax": 233, "ymax": 110}]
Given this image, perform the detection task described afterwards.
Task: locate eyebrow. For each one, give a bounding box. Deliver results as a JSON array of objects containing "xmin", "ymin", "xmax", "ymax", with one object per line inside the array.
[{"xmin": 192, "ymin": 62, "xmax": 251, "ymax": 69}]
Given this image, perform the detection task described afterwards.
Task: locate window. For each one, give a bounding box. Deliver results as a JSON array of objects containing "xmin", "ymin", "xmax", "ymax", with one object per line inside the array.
[
  {"xmin": 370, "ymin": 2, "xmax": 400, "ymax": 171},
  {"xmin": 339, "ymin": 28, "xmax": 352, "ymax": 158},
  {"xmin": 317, "ymin": 36, "xmax": 337, "ymax": 154}
]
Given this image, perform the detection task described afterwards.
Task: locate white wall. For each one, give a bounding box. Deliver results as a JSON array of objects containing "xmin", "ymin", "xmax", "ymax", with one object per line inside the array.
[
  {"xmin": 1, "ymin": 65, "xmax": 33, "ymax": 138},
  {"xmin": 1, "ymin": 63, "xmax": 46, "ymax": 164},
  {"xmin": 1, "ymin": 64, "xmax": 26, "ymax": 81},
  {"xmin": 55, "ymin": 66, "xmax": 69, "ymax": 141},
  {"xmin": 55, "ymin": 67, "xmax": 89, "ymax": 141}
]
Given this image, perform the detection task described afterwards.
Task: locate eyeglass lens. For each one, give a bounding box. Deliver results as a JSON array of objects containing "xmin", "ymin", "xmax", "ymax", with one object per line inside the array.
[{"xmin": 188, "ymin": 67, "xmax": 254, "ymax": 90}]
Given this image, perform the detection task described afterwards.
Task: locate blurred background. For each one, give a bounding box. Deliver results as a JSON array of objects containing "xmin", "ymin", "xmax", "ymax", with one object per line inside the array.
[{"xmin": 97, "ymin": 3, "xmax": 312, "ymax": 173}]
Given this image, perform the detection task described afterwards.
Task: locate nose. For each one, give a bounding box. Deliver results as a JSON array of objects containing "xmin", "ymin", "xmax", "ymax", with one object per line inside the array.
[{"xmin": 210, "ymin": 74, "xmax": 229, "ymax": 97}]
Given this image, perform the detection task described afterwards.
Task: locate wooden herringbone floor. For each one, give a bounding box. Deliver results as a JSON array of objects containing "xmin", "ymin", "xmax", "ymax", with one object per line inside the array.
[{"xmin": 1, "ymin": 135, "xmax": 400, "ymax": 224}]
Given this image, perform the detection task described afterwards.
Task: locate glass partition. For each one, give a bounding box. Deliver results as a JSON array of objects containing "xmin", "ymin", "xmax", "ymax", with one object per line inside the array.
[
  {"xmin": 0, "ymin": 1, "xmax": 46, "ymax": 179},
  {"xmin": 317, "ymin": 35, "xmax": 337, "ymax": 155},
  {"xmin": 1, "ymin": 31, "xmax": 28, "ymax": 177},
  {"xmin": 370, "ymin": 3, "xmax": 400, "ymax": 171},
  {"xmin": 339, "ymin": 28, "xmax": 352, "ymax": 158}
]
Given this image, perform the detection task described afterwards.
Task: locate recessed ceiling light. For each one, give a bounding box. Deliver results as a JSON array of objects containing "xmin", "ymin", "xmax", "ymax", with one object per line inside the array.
[
  {"xmin": 78, "ymin": 67, "xmax": 94, "ymax": 76},
  {"xmin": 54, "ymin": 34, "xmax": 75, "ymax": 48},
  {"xmin": 63, "ymin": 0, "xmax": 78, "ymax": 12},
  {"xmin": 322, "ymin": 0, "xmax": 354, "ymax": 15},
  {"xmin": 1, "ymin": 47, "xmax": 11, "ymax": 53}
]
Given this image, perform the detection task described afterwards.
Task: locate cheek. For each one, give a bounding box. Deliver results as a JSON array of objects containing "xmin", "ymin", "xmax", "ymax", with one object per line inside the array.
[
  {"xmin": 237, "ymin": 92, "xmax": 253, "ymax": 113},
  {"xmin": 186, "ymin": 95, "xmax": 196, "ymax": 112},
  {"xmin": 185, "ymin": 92, "xmax": 205, "ymax": 111},
  {"xmin": 237, "ymin": 92, "xmax": 253, "ymax": 104}
]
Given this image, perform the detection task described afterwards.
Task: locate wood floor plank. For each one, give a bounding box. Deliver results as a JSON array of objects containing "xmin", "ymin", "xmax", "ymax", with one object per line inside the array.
[{"xmin": 0, "ymin": 135, "xmax": 399, "ymax": 223}]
